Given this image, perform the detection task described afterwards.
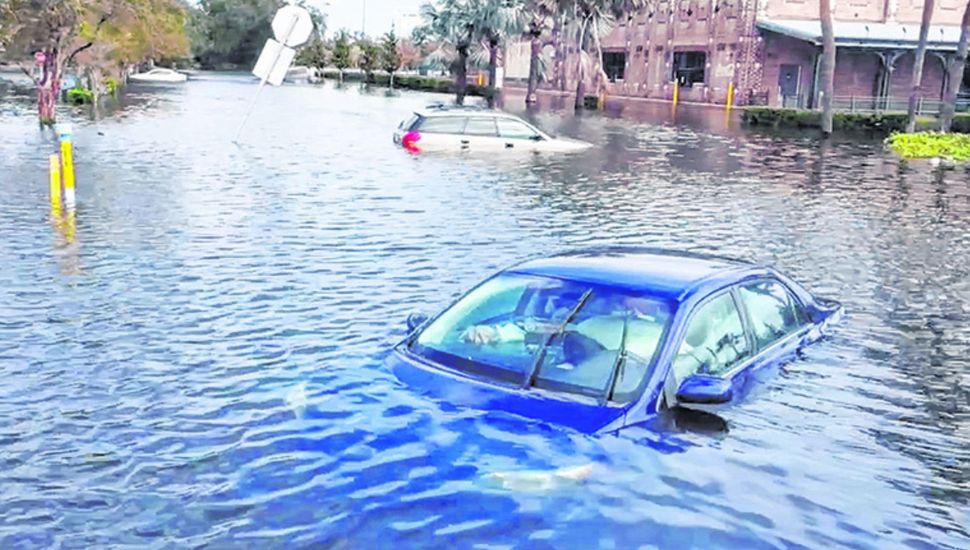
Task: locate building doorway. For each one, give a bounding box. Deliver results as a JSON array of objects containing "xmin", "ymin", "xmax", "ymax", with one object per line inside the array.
[{"xmin": 778, "ymin": 64, "xmax": 801, "ymax": 107}]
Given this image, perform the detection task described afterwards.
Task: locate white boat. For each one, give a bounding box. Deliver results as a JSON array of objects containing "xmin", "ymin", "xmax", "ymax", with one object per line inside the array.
[
  {"xmin": 284, "ymin": 66, "xmax": 319, "ymax": 83},
  {"xmin": 129, "ymin": 68, "xmax": 188, "ymax": 84}
]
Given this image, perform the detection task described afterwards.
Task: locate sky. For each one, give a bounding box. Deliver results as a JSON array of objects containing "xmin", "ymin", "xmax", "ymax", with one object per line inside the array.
[{"xmin": 312, "ymin": 0, "xmax": 425, "ymax": 38}]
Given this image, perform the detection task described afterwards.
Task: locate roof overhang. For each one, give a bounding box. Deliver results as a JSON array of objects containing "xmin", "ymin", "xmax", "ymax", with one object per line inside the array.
[{"xmin": 757, "ymin": 19, "xmax": 964, "ymax": 51}]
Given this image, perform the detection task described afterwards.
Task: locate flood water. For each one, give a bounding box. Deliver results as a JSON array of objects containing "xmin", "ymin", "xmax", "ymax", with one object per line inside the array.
[{"xmin": 1, "ymin": 73, "xmax": 968, "ymax": 549}]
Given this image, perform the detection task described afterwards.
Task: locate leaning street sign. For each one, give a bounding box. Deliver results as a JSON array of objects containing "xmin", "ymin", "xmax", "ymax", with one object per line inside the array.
[
  {"xmin": 235, "ymin": 3, "xmax": 314, "ymax": 142},
  {"xmin": 252, "ymin": 39, "xmax": 295, "ymax": 87}
]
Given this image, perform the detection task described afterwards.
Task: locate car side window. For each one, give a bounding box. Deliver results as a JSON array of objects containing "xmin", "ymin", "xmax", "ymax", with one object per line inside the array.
[
  {"xmin": 674, "ymin": 293, "xmax": 750, "ymax": 378},
  {"xmin": 497, "ymin": 118, "xmax": 540, "ymax": 140},
  {"xmin": 737, "ymin": 280, "xmax": 806, "ymax": 350},
  {"xmin": 464, "ymin": 117, "xmax": 499, "ymax": 137},
  {"xmin": 417, "ymin": 117, "xmax": 467, "ymax": 134}
]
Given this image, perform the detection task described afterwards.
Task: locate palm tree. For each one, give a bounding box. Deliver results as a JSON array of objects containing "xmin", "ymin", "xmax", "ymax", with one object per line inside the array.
[
  {"xmin": 525, "ymin": 0, "xmax": 559, "ymax": 105},
  {"xmin": 940, "ymin": 1, "xmax": 970, "ymax": 132},
  {"xmin": 570, "ymin": 0, "xmax": 645, "ymax": 110},
  {"xmin": 906, "ymin": 0, "xmax": 935, "ymax": 133},
  {"xmin": 419, "ymin": 0, "xmax": 476, "ymax": 104},
  {"xmin": 469, "ymin": 0, "xmax": 529, "ymax": 107},
  {"xmin": 819, "ymin": 0, "xmax": 836, "ymax": 135}
]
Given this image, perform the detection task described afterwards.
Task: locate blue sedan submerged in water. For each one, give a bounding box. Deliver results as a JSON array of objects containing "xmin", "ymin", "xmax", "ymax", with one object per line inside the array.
[{"xmin": 388, "ymin": 248, "xmax": 843, "ymax": 434}]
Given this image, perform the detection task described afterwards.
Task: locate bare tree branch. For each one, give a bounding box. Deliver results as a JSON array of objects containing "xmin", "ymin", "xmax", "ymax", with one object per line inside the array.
[
  {"xmin": 66, "ymin": 11, "xmax": 113, "ymax": 64},
  {"xmin": 17, "ymin": 62, "xmax": 40, "ymax": 85}
]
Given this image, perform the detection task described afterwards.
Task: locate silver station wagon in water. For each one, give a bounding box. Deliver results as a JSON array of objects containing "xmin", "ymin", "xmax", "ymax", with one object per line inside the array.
[{"xmin": 393, "ymin": 105, "xmax": 593, "ymax": 153}]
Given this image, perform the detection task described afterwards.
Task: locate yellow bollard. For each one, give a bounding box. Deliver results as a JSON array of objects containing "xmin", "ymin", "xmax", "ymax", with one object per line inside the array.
[
  {"xmin": 57, "ymin": 123, "xmax": 75, "ymax": 208},
  {"xmin": 672, "ymin": 79, "xmax": 679, "ymax": 107},
  {"xmin": 49, "ymin": 154, "xmax": 62, "ymax": 210},
  {"xmin": 726, "ymin": 82, "xmax": 735, "ymax": 111},
  {"xmin": 598, "ymin": 91, "xmax": 606, "ymax": 110},
  {"xmin": 477, "ymin": 73, "xmax": 484, "ymax": 87},
  {"xmin": 62, "ymin": 207, "xmax": 76, "ymax": 244},
  {"xmin": 60, "ymin": 140, "xmax": 75, "ymax": 207}
]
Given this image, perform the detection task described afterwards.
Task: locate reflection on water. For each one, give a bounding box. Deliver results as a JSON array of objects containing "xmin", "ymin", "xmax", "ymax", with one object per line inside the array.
[{"xmin": 0, "ymin": 74, "xmax": 968, "ymax": 548}]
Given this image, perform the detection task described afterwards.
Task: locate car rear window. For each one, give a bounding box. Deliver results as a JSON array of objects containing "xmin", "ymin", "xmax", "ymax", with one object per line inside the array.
[
  {"xmin": 415, "ymin": 116, "xmax": 467, "ymax": 134},
  {"xmin": 400, "ymin": 114, "xmax": 421, "ymax": 131}
]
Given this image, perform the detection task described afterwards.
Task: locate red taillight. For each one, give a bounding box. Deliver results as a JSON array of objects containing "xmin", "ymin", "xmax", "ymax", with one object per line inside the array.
[{"xmin": 402, "ymin": 130, "xmax": 421, "ymax": 152}]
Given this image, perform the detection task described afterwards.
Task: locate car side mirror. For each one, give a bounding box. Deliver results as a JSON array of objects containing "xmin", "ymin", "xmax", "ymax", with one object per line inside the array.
[
  {"xmin": 676, "ymin": 375, "xmax": 733, "ymax": 405},
  {"xmin": 530, "ymin": 134, "xmax": 543, "ymax": 141},
  {"xmin": 406, "ymin": 312, "xmax": 429, "ymax": 333}
]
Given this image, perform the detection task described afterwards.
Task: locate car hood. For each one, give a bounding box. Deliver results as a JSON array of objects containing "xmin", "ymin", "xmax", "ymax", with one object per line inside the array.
[
  {"xmin": 552, "ymin": 137, "xmax": 594, "ymax": 150},
  {"xmin": 387, "ymin": 346, "xmax": 628, "ymax": 434}
]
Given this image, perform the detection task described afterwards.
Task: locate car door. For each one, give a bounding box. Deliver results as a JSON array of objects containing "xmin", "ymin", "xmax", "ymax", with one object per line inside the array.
[
  {"xmin": 461, "ymin": 116, "xmax": 503, "ymax": 151},
  {"xmin": 662, "ymin": 290, "xmax": 752, "ymax": 408},
  {"xmin": 732, "ymin": 279, "xmax": 815, "ymax": 389},
  {"xmin": 496, "ymin": 117, "xmax": 545, "ymax": 151},
  {"xmin": 413, "ymin": 116, "xmax": 468, "ymax": 150}
]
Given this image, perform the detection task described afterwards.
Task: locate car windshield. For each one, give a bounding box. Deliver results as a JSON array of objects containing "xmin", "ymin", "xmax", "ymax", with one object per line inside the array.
[{"xmin": 410, "ymin": 273, "xmax": 673, "ymax": 402}]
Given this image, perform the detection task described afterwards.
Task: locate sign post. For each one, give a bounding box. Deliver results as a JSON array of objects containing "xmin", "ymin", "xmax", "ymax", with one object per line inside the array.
[{"xmin": 234, "ymin": 4, "xmax": 314, "ymax": 142}]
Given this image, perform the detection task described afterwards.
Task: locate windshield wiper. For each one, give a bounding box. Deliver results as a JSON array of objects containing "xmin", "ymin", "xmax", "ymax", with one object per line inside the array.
[
  {"xmin": 522, "ymin": 288, "xmax": 593, "ymax": 389},
  {"xmin": 600, "ymin": 315, "xmax": 630, "ymax": 405}
]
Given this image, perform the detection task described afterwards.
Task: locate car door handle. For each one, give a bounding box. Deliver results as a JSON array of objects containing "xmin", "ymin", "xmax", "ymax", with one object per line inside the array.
[
  {"xmin": 505, "ymin": 142, "xmax": 514, "ymax": 148},
  {"xmin": 460, "ymin": 140, "xmax": 470, "ymax": 147}
]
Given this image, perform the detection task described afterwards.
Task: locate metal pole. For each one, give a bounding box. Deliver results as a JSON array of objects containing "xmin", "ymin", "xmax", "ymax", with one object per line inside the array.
[{"xmin": 234, "ymin": 14, "xmax": 299, "ymax": 143}]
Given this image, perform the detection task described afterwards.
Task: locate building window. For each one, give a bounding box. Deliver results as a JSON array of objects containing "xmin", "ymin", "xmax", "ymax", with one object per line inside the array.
[
  {"xmin": 673, "ymin": 51, "xmax": 706, "ymax": 87},
  {"xmin": 603, "ymin": 51, "xmax": 626, "ymax": 82}
]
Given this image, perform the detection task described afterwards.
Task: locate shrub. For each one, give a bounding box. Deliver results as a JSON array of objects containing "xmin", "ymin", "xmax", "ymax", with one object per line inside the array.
[
  {"xmin": 104, "ymin": 78, "xmax": 120, "ymax": 95},
  {"xmin": 886, "ymin": 132, "xmax": 970, "ymax": 161},
  {"xmin": 950, "ymin": 114, "xmax": 970, "ymax": 133},
  {"xmin": 66, "ymin": 86, "xmax": 94, "ymax": 105},
  {"xmin": 742, "ymin": 108, "xmax": 958, "ymax": 134}
]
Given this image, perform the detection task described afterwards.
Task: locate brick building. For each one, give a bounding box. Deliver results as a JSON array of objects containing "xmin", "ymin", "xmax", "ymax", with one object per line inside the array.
[{"xmin": 507, "ymin": 0, "xmax": 970, "ymax": 109}]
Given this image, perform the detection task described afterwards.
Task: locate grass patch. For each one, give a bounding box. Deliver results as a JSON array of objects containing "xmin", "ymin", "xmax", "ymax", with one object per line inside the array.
[{"xmin": 887, "ymin": 132, "xmax": 970, "ymax": 161}]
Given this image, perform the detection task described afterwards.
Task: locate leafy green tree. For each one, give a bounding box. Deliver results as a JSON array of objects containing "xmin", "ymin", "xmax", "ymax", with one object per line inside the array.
[
  {"xmin": 295, "ymin": 37, "xmax": 329, "ymax": 69},
  {"xmin": 332, "ymin": 30, "xmax": 351, "ymax": 81},
  {"xmin": 192, "ymin": 0, "xmax": 279, "ymax": 68},
  {"xmin": 0, "ymin": 0, "xmax": 189, "ymax": 125},
  {"xmin": 293, "ymin": 5, "xmax": 328, "ymax": 69},
  {"xmin": 358, "ymin": 38, "xmax": 381, "ymax": 79},
  {"xmin": 380, "ymin": 29, "xmax": 401, "ymax": 88}
]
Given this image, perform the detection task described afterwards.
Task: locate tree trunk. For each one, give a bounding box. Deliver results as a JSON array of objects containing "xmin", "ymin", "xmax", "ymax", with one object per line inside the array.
[
  {"xmin": 456, "ymin": 45, "xmax": 468, "ymax": 105},
  {"xmin": 907, "ymin": 0, "xmax": 936, "ymax": 132},
  {"xmin": 574, "ymin": 16, "xmax": 590, "ymax": 110},
  {"xmin": 591, "ymin": 17, "xmax": 608, "ymax": 96},
  {"xmin": 553, "ymin": 15, "xmax": 566, "ymax": 92},
  {"xmin": 819, "ymin": 0, "xmax": 836, "ymax": 135},
  {"xmin": 36, "ymin": 50, "xmax": 62, "ymax": 126},
  {"xmin": 487, "ymin": 37, "xmax": 499, "ymax": 108},
  {"xmin": 526, "ymin": 27, "xmax": 542, "ymax": 105},
  {"xmin": 940, "ymin": 2, "xmax": 970, "ymax": 131}
]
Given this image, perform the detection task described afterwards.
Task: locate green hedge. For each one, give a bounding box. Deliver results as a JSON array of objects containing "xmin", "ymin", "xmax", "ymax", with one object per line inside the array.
[
  {"xmin": 318, "ymin": 70, "xmax": 488, "ymax": 97},
  {"xmin": 741, "ymin": 107, "xmax": 970, "ymax": 134}
]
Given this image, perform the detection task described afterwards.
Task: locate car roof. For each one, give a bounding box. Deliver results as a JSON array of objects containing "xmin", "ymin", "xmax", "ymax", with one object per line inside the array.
[
  {"xmin": 414, "ymin": 104, "xmax": 524, "ymax": 119},
  {"xmin": 508, "ymin": 247, "xmax": 760, "ymax": 303}
]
